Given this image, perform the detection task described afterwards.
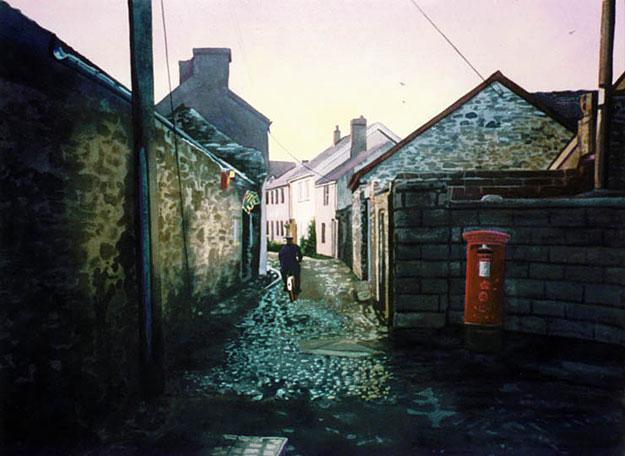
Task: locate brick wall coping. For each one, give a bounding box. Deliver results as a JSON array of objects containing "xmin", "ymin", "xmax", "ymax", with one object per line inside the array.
[
  {"xmin": 449, "ymin": 196, "xmax": 625, "ymax": 209},
  {"xmin": 395, "ymin": 169, "xmax": 579, "ymax": 180}
]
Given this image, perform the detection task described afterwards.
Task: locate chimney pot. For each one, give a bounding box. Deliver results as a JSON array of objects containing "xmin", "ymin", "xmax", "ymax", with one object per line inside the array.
[
  {"xmin": 350, "ymin": 116, "xmax": 367, "ymax": 158},
  {"xmin": 333, "ymin": 125, "xmax": 341, "ymax": 145}
]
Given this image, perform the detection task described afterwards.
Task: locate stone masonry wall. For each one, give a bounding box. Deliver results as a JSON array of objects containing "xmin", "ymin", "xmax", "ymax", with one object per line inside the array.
[
  {"xmin": 608, "ymin": 92, "xmax": 625, "ymax": 190},
  {"xmin": 0, "ymin": 13, "xmax": 245, "ymax": 442},
  {"xmin": 392, "ymin": 178, "xmax": 625, "ymax": 346},
  {"xmin": 156, "ymin": 125, "xmax": 243, "ymax": 327},
  {"xmin": 359, "ymin": 81, "xmax": 574, "ymax": 189}
]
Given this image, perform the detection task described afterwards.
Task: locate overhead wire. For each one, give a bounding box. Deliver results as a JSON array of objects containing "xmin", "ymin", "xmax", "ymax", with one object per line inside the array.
[
  {"xmin": 269, "ymin": 132, "xmax": 325, "ymax": 178},
  {"xmin": 159, "ymin": 0, "xmax": 192, "ymax": 297},
  {"xmin": 223, "ymin": 3, "xmax": 321, "ymax": 174},
  {"xmin": 407, "ymin": 0, "xmax": 503, "ymax": 97}
]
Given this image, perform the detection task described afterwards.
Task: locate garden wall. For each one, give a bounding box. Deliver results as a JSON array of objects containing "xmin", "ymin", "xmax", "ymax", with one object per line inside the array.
[{"xmin": 392, "ymin": 173, "xmax": 625, "ymax": 346}]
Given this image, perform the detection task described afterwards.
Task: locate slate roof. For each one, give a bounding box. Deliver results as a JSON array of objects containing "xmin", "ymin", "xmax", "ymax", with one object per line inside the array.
[
  {"xmin": 266, "ymin": 135, "xmax": 352, "ymax": 190},
  {"xmin": 170, "ymin": 106, "xmax": 266, "ymax": 183},
  {"xmin": 531, "ymin": 91, "xmax": 592, "ymax": 127},
  {"xmin": 265, "ymin": 164, "xmax": 300, "ymax": 189},
  {"xmin": 316, "ymin": 138, "xmax": 396, "ymax": 185},
  {"xmin": 349, "ymin": 71, "xmax": 579, "ymax": 191},
  {"xmin": 269, "ymin": 161, "xmax": 297, "ymax": 179},
  {"xmin": 287, "ymin": 135, "xmax": 352, "ymax": 182}
]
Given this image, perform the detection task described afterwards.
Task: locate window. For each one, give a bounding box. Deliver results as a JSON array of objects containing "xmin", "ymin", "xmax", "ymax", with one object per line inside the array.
[
  {"xmin": 304, "ymin": 180, "xmax": 309, "ymax": 200},
  {"xmin": 281, "ymin": 221, "xmax": 284, "ymax": 236},
  {"xmin": 271, "ymin": 220, "xmax": 274, "ymax": 240},
  {"xmin": 266, "ymin": 221, "xmax": 269, "ymax": 234},
  {"xmin": 265, "ymin": 191, "xmax": 269, "ymax": 204},
  {"xmin": 281, "ymin": 188, "xmax": 285, "ymax": 203},
  {"xmin": 271, "ymin": 191, "xmax": 274, "ymax": 205},
  {"xmin": 321, "ymin": 223, "xmax": 326, "ymax": 243},
  {"xmin": 323, "ymin": 185, "xmax": 329, "ymax": 206}
]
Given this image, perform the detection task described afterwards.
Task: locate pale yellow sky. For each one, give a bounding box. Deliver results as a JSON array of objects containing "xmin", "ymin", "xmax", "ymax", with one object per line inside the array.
[{"xmin": 7, "ymin": 0, "xmax": 625, "ymax": 162}]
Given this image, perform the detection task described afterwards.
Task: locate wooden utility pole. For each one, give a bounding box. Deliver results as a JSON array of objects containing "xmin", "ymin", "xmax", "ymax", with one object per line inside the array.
[
  {"xmin": 128, "ymin": 0, "xmax": 164, "ymax": 398},
  {"xmin": 595, "ymin": 0, "xmax": 616, "ymax": 189}
]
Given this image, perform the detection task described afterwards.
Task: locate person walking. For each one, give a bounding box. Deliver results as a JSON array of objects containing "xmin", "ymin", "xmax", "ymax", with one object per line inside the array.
[{"xmin": 279, "ymin": 235, "xmax": 302, "ymax": 295}]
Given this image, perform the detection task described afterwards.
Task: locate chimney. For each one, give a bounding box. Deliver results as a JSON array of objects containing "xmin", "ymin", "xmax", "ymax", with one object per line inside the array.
[
  {"xmin": 578, "ymin": 92, "xmax": 597, "ymax": 158},
  {"xmin": 333, "ymin": 125, "xmax": 341, "ymax": 145},
  {"xmin": 350, "ymin": 116, "xmax": 367, "ymax": 158},
  {"xmin": 178, "ymin": 48, "xmax": 232, "ymax": 87}
]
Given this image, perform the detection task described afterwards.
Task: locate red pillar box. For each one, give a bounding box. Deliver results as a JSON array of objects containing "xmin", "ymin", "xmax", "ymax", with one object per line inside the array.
[{"xmin": 463, "ymin": 230, "xmax": 510, "ymax": 326}]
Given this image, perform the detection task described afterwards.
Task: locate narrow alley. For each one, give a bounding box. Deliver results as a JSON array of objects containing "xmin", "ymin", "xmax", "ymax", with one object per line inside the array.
[
  {"xmin": 3, "ymin": 3, "xmax": 625, "ymax": 455},
  {"xmin": 98, "ymin": 256, "xmax": 624, "ymax": 456}
]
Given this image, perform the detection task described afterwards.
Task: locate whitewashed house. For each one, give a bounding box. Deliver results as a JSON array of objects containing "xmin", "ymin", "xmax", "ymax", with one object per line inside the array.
[
  {"xmin": 315, "ymin": 118, "xmax": 399, "ymax": 257},
  {"xmin": 265, "ymin": 161, "xmax": 296, "ymax": 242}
]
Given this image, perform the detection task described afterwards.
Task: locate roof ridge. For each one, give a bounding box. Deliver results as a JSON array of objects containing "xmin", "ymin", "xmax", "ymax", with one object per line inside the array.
[{"xmin": 348, "ymin": 71, "xmax": 577, "ymax": 190}]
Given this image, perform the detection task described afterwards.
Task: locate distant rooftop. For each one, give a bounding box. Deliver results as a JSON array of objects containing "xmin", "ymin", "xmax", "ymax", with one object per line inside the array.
[
  {"xmin": 531, "ymin": 90, "xmax": 594, "ymax": 128},
  {"xmin": 269, "ymin": 160, "xmax": 296, "ymax": 179},
  {"xmin": 316, "ymin": 140, "xmax": 395, "ymax": 185}
]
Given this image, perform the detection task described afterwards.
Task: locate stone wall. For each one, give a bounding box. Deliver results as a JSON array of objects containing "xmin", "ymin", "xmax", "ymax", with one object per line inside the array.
[
  {"xmin": 358, "ymin": 80, "xmax": 574, "ymax": 189},
  {"xmin": 351, "ymin": 190, "xmax": 368, "ymax": 280},
  {"xmin": 608, "ymin": 92, "xmax": 625, "ymax": 190},
  {"xmin": 391, "ymin": 176, "xmax": 625, "ymax": 346},
  {"xmin": 0, "ymin": 8, "xmax": 249, "ymax": 443},
  {"xmin": 156, "ymin": 125, "xmax": 244, "ymax": 325}
]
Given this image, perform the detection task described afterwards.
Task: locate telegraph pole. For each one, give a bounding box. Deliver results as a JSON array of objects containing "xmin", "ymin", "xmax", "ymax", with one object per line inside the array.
[
  {"xmin": 595, "ymin": 0, "xmax": 616, "ymax": 189},
  {"xmin": 128, "ymin": 0, "xmax": 164, "ymax": 398}
]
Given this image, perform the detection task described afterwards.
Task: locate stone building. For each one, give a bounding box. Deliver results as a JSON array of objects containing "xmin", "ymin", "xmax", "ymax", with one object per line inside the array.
[
  {"xmin": 155, "ymin": 47, "xmax": 271, "ymax": 274},
  {"xmin": 0, "ymin": 2, "xmax": 263, "ymax": 443},
  {"xmin": 347, "ymin": 71, "xmax": 584, "ymax": 316}
]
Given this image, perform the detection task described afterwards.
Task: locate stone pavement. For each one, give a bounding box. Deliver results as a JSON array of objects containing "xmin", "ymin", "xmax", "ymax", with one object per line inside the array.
[{"xmin": 90, "ymin": 254, "xmax": 624, "ymax": 456}]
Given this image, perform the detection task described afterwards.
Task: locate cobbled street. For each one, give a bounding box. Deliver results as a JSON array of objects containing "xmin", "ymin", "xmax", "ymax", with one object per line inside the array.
[{"xmin": 107, "ymin": 255, "xmax": 625, "ymax": 456}]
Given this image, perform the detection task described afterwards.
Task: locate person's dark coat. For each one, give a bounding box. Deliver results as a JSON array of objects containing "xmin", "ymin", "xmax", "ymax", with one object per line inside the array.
[{"xmin": 279, "ymin": 243, "xmax": 302, "ymax": 272}]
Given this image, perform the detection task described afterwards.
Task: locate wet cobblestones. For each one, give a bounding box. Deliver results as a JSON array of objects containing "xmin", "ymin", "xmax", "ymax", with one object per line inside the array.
[
  {"xmin": 164, "ymin": 256, "xmax": 624, "ymax": 455},
  {"xmin": 184, "ymin": 280, "xmax": 392, "ymax": 402}
]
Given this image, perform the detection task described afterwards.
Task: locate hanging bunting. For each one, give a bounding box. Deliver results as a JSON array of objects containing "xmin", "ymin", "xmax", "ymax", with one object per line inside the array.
[{"xmin": 242, "ymin": 190, "xmax": 260, "ymax": 214}]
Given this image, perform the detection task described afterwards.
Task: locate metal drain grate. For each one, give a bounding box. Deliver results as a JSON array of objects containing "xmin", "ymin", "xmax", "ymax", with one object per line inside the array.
[{"xmin": 210, "ymin": 435, "xmax": 288, "ymax": 456}]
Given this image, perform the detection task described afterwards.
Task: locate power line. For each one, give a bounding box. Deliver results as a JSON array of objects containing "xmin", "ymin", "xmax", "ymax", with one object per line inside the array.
[
  {"xmin": 407, "ymin": 0, "xmax": 503, "ymax": 97},
  {"xmin": 269, "ymin": 132, "xmax": 325, "ymax": 178},
  {"xmin": 407, "ymin": 0, "xmax": 485, "ymax": 82},
  {"xmin": 159, "ymin": 0, "xmax": 192, "ymax": 297}
]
